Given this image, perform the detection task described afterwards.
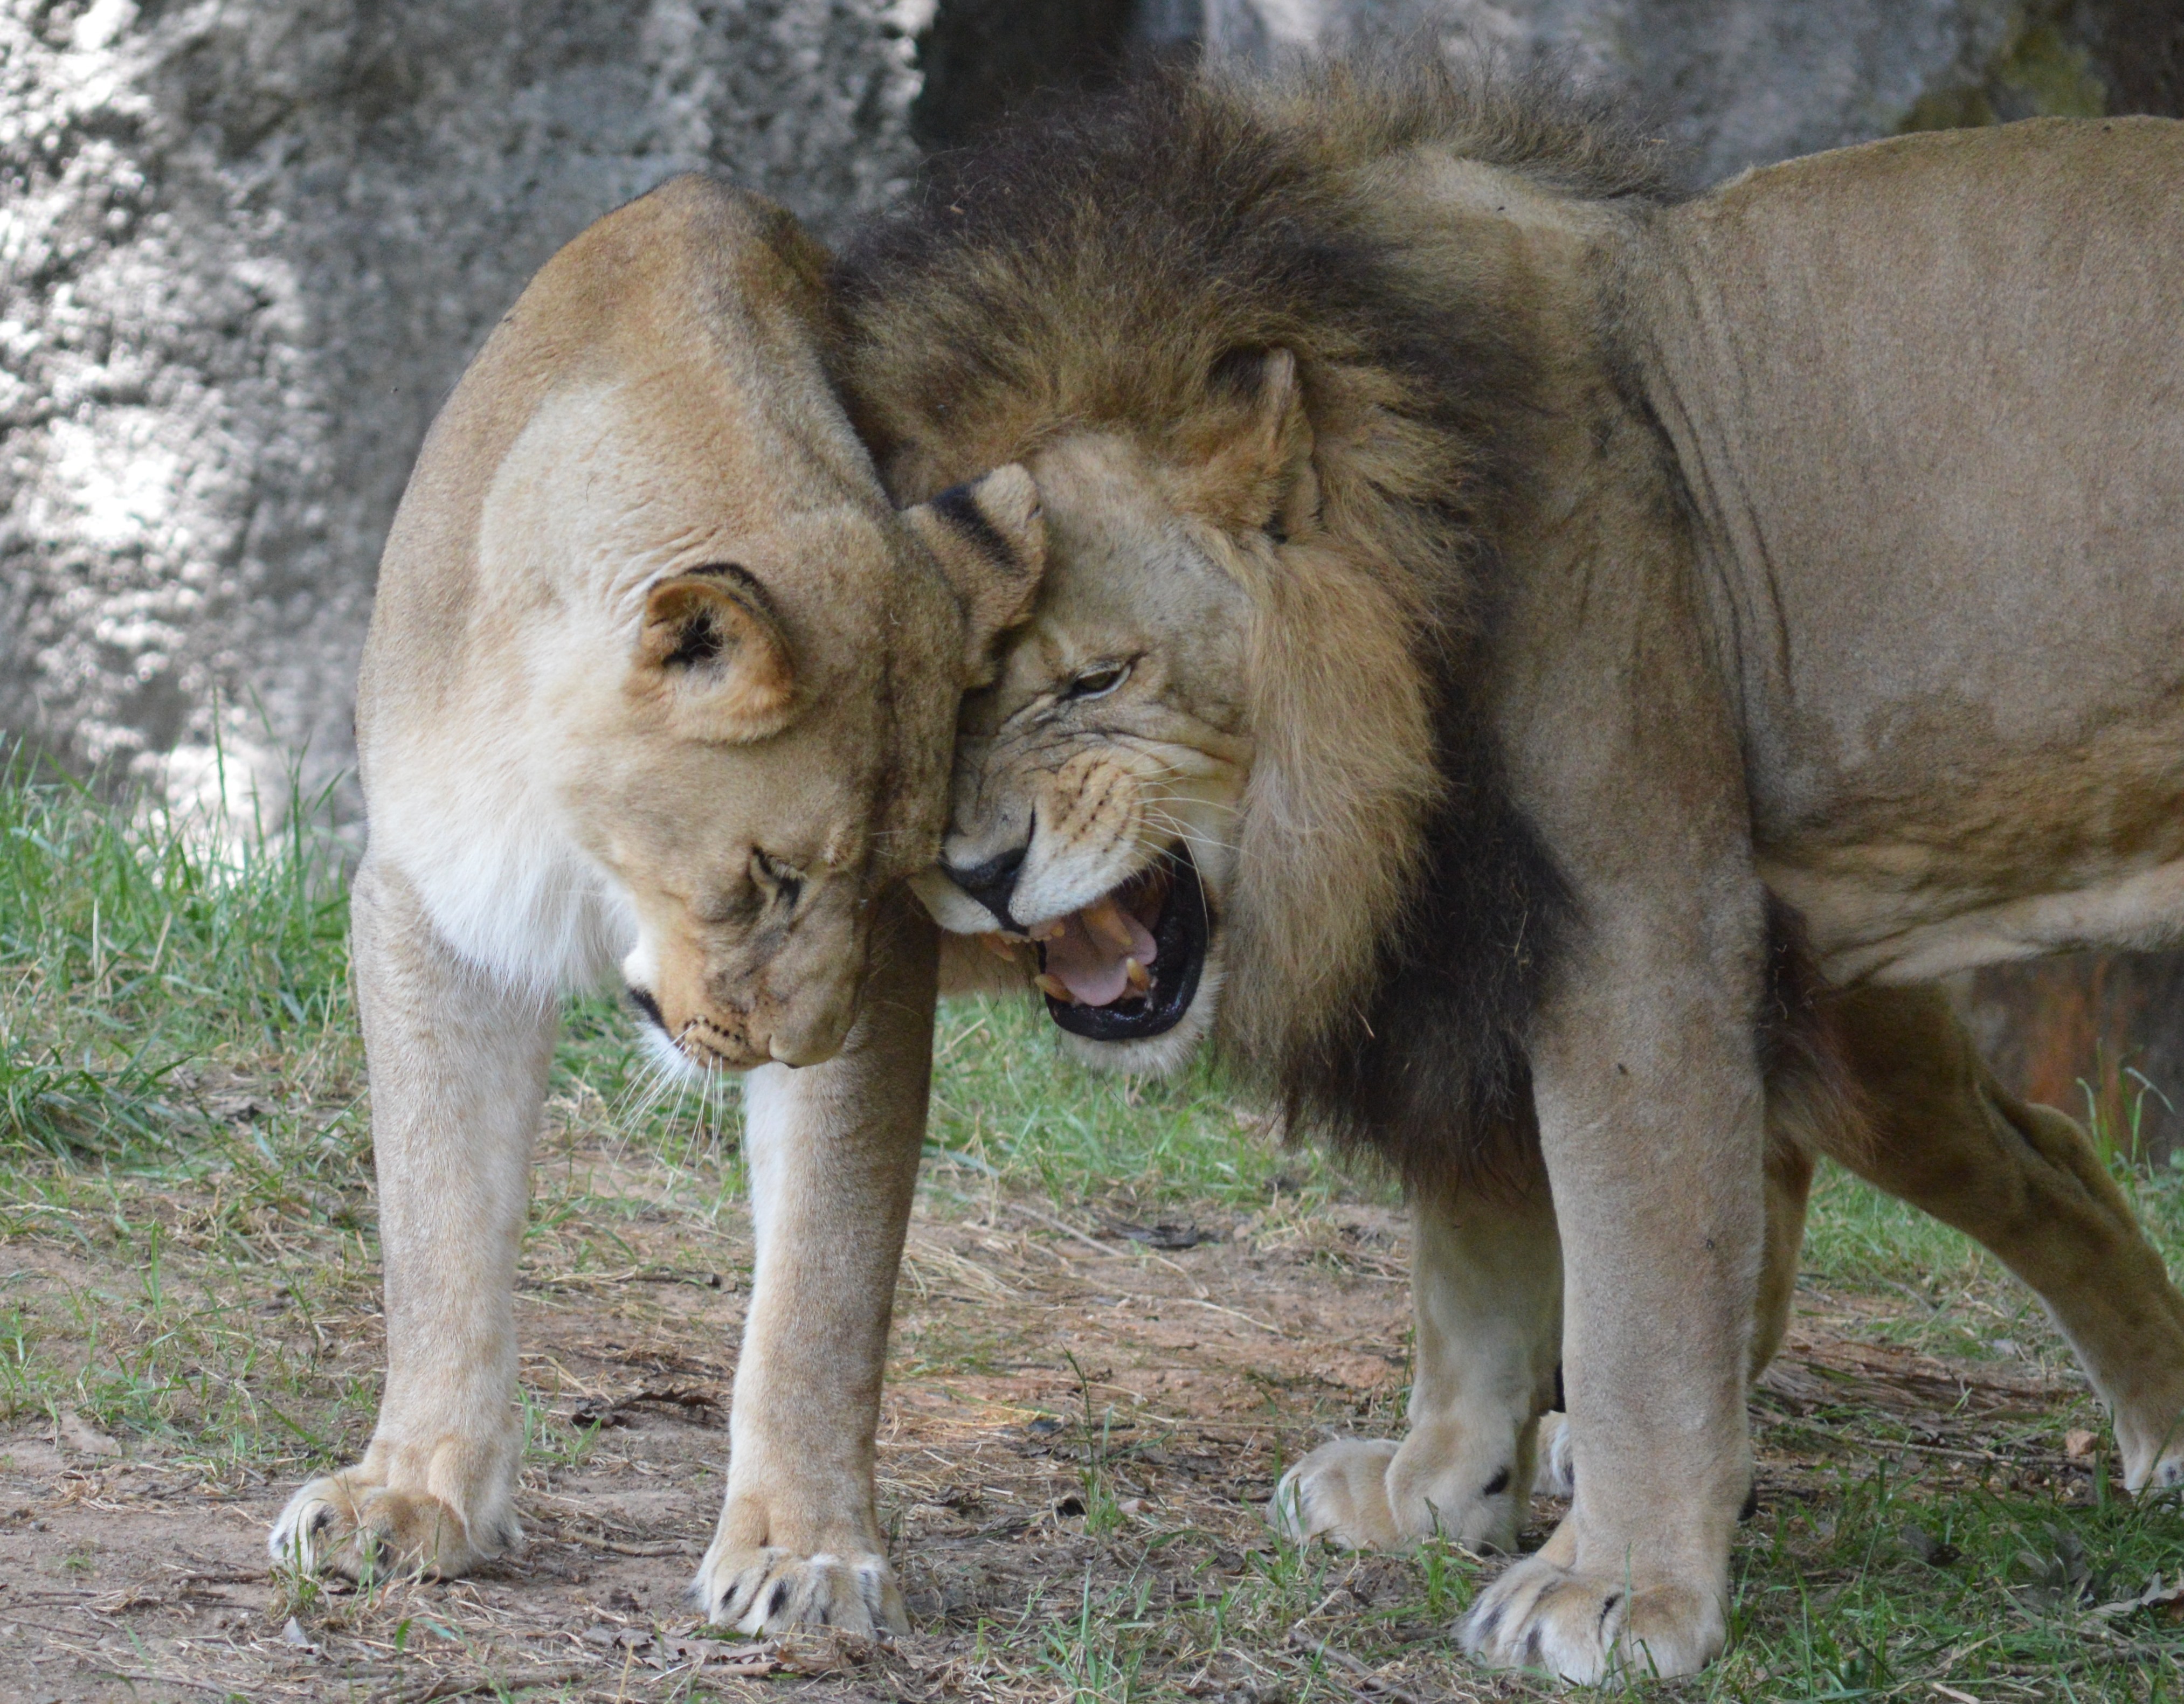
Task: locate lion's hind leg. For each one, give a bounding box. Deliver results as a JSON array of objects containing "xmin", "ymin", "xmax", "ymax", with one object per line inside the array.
[
  {"xmin": 1274, "ymin": 1169, "xmax": 1562, "ymax": 1555},
  {"xmin": 1827, "ymin": 985, "xmax": 2184, "ymax": 1492}
]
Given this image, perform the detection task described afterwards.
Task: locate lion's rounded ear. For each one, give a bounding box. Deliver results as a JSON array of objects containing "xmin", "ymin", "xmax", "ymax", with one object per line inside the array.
[
  {"xmin": 906, "ymin": 463, "xmax": 1047, "ymax": 687},
  {"xmin": 629, "ymin": 567, "xmax": 798, "ymax": 744}
]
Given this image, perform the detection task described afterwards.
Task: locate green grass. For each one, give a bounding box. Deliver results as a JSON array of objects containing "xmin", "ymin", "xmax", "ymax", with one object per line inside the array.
[
  {"xmin": 0, "ymin": 745, "xmax": 351, "ymax": 1156},
  {"xmin": 6, "ymin": 751, "xmax": 2184, "ymax": 1698}
]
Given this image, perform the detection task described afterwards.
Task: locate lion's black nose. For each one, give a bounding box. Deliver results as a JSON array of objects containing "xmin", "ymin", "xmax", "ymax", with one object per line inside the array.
[{"xmin": 946, "ymin": 844, "xmax": 1026, "ymax": 930}]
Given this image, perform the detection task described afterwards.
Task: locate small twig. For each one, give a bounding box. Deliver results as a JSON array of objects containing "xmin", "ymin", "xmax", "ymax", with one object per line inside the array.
[
  {"xmin": 1285, "ymin": 1626, "xmax": 1420, "ymax": 1703},
  {"xmin": 1761, "ymin": 1411, "xmax": 2069, "ymax": 1469},
  {"xmin": 1003, "ymin": 1200, "xmax": 1118, "ymax": 1258},
  {"xmin": 1173, "ymin": 1294, "xmax": 1289, "ymax": 1337},
  {"xmin": 549, "ymin": 1528, "xmax": 689, "ymax": 1558},
  {"xmin": 371, "ymin": 1664, "xmax": 596, "ymax": 1704},
  {"xmin": 96, "ymin": 1671, "xmax": 244, "ymax": 1698}
]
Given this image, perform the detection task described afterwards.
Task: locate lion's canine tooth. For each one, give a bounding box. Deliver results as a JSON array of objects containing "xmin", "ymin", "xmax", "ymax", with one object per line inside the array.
[
  {"xmin": 1083, "ymin": 897, "xmax": 1137, "ymax": 953},
  {"xmin": 979, "ymin": 933, "xmax": 1020, "ymax": 961},
  {"xmin": 1034, "ymin": 972, "xmax": 1076, "ymax": 1003},
  {"xmin": 1124, "ymin": 957, "xmax": 1150, "ymax": 994}
]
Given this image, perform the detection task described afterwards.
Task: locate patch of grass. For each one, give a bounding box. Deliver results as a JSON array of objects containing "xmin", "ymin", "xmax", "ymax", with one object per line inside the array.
[
  {"xmin": 924, "ymin": 993, "xmax": 1353, "ymax": 1213},
  {"xmin": 0, "ymin": 744, "xmax": 353, "ymax": 1158}
]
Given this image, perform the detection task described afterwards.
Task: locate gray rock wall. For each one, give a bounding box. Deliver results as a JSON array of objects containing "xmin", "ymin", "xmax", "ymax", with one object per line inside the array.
[
  {"xmin": 1, "ymin": 0, "xmax": 925, "ymax": 809},
  {"xmin": 1200, "ymin": 0, "xmax": 2118, "ymax": 187}
]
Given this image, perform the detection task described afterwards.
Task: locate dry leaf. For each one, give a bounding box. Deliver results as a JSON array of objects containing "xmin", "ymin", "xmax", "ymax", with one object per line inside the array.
[{"xmin": 2093, "ymin": 1573, "xmax": 2184, "ymax": 1618}]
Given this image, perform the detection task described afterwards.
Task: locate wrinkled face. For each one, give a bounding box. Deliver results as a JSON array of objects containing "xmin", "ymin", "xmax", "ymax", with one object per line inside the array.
[
  {"xmin": 465, "ymin": 379, "xmax": 1045, "ymax": 1074},
  {"xmin": 583, "ymin": 475, "xmax": 1040, "ymax": 1072},
  {"xmin": 914, "ymin": 433, "xmax": 1260, "ymax": 1073},
  {"xmin": 578, "ymin": 513, "xmax": 945, "ymax": 1069}
]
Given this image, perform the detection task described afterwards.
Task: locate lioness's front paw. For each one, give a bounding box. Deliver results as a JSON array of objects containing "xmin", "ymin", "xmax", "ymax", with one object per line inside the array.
[
  {"xmin": 1272, "ymin": 1439, "xmax": 1402, "ymax": 1548},
  {"xmin": 268, "ymin": 1472, "xmax": 510, "ymax": 1580},
  {"xmin": 694, "ymin": 1541, "xmax": 907, "ymax": 1635},
  {"xmin": 1461, "ymin": 1556, "xmax": 1724, "ymax": 1684}
]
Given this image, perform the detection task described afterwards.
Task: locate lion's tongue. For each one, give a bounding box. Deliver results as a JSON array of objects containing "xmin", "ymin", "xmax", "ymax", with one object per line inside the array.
[{"xmin": 1040, "ymin": 896, "xmax": 1157, "ymax": 1007}]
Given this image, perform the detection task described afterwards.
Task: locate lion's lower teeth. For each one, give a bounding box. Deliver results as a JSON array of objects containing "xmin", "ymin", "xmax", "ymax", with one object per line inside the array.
[{"xmin": 1124, "ymin": 957, "xmax": 1150, "ymax": 994}]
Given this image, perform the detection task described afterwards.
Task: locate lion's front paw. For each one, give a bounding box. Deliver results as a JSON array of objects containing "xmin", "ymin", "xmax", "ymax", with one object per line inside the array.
[
  {"xmin": 268, "ymin": 1471, "xmax": 510, "ymax": 1580},
  {"xmin": 694, "ymin": 1541, "xmax": 907, "ymax": 1636},
  {"xmin": 1271, "ymin": 1439, "xmax": 1403, "ymax": 1548},
  {"xmin": 1461, "ymin": 1556, "xmax": 1724, "ymax": 1685}
]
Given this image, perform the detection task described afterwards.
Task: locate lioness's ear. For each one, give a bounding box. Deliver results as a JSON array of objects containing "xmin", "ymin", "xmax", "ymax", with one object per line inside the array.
[
  {"xmin": 629, "ymin": 567, "xmax": 797, "ymax": 743},
  {"xmin": 906, "ymin": 463, "xmax": 1047, "ymax": 687}
]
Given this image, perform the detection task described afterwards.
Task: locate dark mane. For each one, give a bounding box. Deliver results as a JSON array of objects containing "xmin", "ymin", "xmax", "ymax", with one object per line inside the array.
[{"xmin": 832, "ymin": 60, "xmax": 1670, "ymax": 1189}]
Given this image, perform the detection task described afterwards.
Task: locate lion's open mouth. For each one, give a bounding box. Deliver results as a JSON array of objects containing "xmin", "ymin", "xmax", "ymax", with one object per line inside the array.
[{"xmin": 1028, "ymin": 847, "xmax": 1208, "ymax": 1041}]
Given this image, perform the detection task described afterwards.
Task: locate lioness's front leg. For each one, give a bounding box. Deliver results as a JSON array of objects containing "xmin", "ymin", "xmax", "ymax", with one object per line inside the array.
[
  {"xmin": 694, "ymin": 896, "xmax": 936, "ymax": 1635},
  {"xmin": 269, "ymin": 857, "xmax": 555, "ymax": 1577},
  {"xmin": 1462, "ymin": 904, "xmax": 1769, "ymax": 1684},
  {"xmin": 1276, "ymin": 1172, "xmax": 1561, "ymax": 1553}
]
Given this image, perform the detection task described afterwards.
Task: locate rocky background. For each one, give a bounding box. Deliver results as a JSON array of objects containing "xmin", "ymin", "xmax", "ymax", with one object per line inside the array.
[{"xmin": 4, "ymin": 0, "xmax": 2181, "ymax": 1136}]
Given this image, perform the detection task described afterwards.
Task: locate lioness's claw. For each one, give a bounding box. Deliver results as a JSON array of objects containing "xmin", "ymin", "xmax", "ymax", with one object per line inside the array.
[
  {"xmin": 694, "ymin": 1542, "xmax": 906, "ymax": 1636},
  {"xmin": 268, "ymin": 1472, "xmax": 507, "ymax": 1580},
  {"xmin": 1461, "ymin": 1555, "xmax": 1723, "ymax": 1685}
]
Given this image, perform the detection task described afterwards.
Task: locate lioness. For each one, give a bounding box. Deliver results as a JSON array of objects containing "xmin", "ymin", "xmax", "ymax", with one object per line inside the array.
[
  {"xmin": 817, "ymin": 67, "xmax": 2184, "ymax": 1680},
  {"xmin": 266, "ymin": 176, "xmax": 1044, "ymax": 1632}
]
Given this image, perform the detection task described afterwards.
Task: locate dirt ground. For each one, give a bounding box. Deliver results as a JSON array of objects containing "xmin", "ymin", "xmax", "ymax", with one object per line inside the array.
[{"xmin": 0, "ymin": 1120, "xmax": 2112, "ymax": 1704}]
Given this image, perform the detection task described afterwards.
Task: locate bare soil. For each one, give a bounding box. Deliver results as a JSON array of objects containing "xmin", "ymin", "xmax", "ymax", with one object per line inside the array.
[{"xmin": 0, "ymin": 1142, "xmax": 2105, "ymax": 1703}]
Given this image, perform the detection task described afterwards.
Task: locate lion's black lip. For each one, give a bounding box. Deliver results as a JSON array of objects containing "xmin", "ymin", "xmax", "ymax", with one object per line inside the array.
[{"xmin": 1043, "ymin": 846, "xmax": 1208, "ymax": 1041}]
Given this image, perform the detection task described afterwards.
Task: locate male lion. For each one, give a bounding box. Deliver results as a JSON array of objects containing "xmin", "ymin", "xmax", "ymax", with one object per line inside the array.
[
  {"xmin": 817, "ymin": 67, "xmax": 2184, "ymax": 1680},
  {"xmin": 266, "ymin": 176, "xmax": 1044, "ymax": 1634}
]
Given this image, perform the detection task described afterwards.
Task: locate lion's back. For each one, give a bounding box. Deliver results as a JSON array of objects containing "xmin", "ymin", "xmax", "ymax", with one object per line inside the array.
[{"xmin": 1632, "ymin": 117, "xmax": 2184, "ymax": 844}]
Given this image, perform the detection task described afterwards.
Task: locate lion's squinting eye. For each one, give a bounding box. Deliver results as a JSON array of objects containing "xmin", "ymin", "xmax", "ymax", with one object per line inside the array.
[{"xmin": 1065, "ymin": 661, "xmax": 1132, "ymax": 701}]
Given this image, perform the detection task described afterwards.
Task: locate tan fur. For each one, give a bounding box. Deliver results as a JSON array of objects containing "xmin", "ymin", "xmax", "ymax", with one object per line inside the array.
[
  {"xmin": 1276, "ymin": 1100, "xmax": 1813, "ymax": 1557},
  {"xmin": 267, "ymin": 176, "xmax": 1042, "ymax": 1632},
  {"xmin": 828, "ymin": 66, "xmax": 2184, "ymax": 1682}
]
